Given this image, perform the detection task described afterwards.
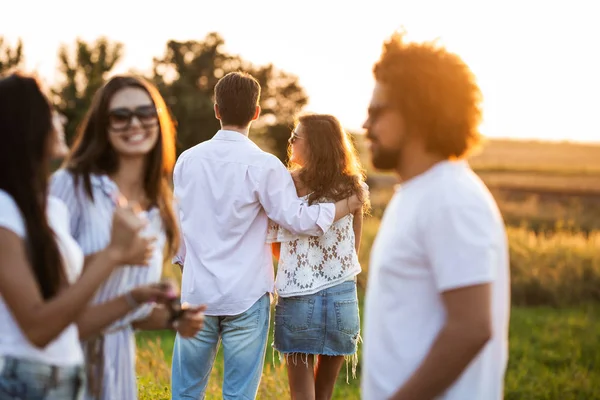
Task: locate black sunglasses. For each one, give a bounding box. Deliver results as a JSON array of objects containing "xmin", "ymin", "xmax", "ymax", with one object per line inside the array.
[
  {"xmin": 108, "ymin": 105, "xmax": 158, "ymax": 131},
  {"xmin": 289, "ymin": 130, "xmax": 304, "ymax": 144}
]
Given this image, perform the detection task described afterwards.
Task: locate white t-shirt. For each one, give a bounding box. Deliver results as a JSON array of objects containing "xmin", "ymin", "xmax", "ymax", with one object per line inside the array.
[
  {"xmin": 0, "ymin": 189, "xmax": 84, "ymax": 366},
  {"xmin": 362, "ymin": 160, "xmax": 510, "ymax": 400}
]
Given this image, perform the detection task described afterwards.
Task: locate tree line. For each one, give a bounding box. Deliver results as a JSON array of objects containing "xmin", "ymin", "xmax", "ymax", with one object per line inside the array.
[{"xmin": 0, "ymin": 33, "xmax": 308, "ymax": 161}]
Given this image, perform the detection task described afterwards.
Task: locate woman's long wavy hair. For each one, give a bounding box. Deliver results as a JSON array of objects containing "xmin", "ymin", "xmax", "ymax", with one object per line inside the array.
[
  {"xmin": 64, "ymin": 75, "xmax": 179, "ymax": 259},
  {"xmin": 0, "ymin": 73, "xmax": 65, "ymax": 299},
  {"xmin": 289, "ymin": 114, "xmax": 369, "ymax": 211}
]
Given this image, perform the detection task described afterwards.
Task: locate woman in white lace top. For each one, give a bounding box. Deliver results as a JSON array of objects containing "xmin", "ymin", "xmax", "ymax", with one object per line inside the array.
[{"xmin": 267, "ymin": 114, "xmax": 368, "ymax": 400}]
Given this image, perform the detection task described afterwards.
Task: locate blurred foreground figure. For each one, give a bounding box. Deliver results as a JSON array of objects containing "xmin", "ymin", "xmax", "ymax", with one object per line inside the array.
[
  {"xmin": 361, "ymin": 32, "xmax": 510, "ymax": 400},
  {"xmin": 0, "ymin": 72, "xmax": 154, "ymax": 400}
]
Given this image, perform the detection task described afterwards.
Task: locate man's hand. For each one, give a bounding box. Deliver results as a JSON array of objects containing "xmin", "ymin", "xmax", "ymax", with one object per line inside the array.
[{"xmin": 174, "ymin": 304, "xmax": 207, "ymax": 338}]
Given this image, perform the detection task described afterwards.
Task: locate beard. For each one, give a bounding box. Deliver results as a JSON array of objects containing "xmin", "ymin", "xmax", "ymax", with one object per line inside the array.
[{"xmin": 370, "ymin": 142, "xmax": 401, "ymax": 171}]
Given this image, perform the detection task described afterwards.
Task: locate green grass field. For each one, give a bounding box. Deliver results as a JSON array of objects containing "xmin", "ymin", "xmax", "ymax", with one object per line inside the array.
[
  {"xmin": 136, "ymin": 305, "xmax": 600, "ymax": 399},
  {"xmin": 135, "ymin": 216, "xmax": 600, "ymax": 399},
  {"xmin": 135, "ymin": 139, "xmax": 600, "ymax": 399}
]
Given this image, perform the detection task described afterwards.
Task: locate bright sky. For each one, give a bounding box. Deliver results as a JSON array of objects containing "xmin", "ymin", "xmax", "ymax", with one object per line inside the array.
[{"xmin": 4, "ymin": 0, "xmax": 598, "ymax": 142}]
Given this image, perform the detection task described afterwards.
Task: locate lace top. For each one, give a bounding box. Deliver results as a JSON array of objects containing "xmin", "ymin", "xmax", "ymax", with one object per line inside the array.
[{"xmin": 267, "ymin": 195, "xmax": 361, "ymax": 297}]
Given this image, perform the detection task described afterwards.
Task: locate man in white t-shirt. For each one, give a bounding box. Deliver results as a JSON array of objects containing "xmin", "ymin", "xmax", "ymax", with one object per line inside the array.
[{"xmin": 361, "ymin": 32, "xmax": 510, "ymax": 400}]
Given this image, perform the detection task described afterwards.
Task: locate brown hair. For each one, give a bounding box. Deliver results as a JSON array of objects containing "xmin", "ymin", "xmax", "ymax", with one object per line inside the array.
[
  {"xmin": 289, "ymin": 114, "xmax": 369, "ymax": 211},
  {"xmin": 65, "ymin": 75, "xmax": 179, "ymax": 259},
  {"xmin": 0, "ymin": 72, "xmax": 65, "ymax": 299},
  {"xmin": 373, "ymin": 32, "xmax": 483, "ymax": 159},
  {"xmin": 214, "ymin": 71, "xmax": 261, "ymax": 127}
]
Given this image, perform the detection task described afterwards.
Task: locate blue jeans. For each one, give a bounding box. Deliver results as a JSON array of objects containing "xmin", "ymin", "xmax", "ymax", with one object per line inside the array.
[
  {"xmin": 0, "ymin": 356, "xmax": 84, "ymax": 400},
  {"xmin": 171, "ymin": 293, "xmax": 270, "ymax": 400},
  {"xmin": 274, "ymin": 280, "xmax": 360, "ymax": 355}
]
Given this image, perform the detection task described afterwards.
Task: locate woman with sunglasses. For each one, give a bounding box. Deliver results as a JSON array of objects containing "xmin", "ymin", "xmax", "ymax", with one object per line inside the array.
[
  {"xmin": 267, "ymin": 114, "xmax": 369, "ymax": 400},
  {"xmin": 0, "ymin": 73, "xmax": 157, "ymax": 399},
  {"xmin": 50, "ymin": 75, "xmax": 205, "ymax": 400}
]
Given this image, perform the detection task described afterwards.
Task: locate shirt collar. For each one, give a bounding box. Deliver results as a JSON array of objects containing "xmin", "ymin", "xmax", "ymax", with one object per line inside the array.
[
  {"xmin": 395, "ymin": 159, "xmax": 468, "ymax": 192},
  {"xmin": 89, "ymin": 174, "xmax": 158, "ymax": 217},
  {"xmin": 213, "ymin": 129, "xmax": 251, "ymax": 142},
  {"xmin": 90, "ymin": 174, "xmax": 118, "ymax": 199}
]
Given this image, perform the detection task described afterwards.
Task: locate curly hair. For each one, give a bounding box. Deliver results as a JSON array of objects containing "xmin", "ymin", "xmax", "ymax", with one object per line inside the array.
[
  {"xmin": 289, "ymin": 114, "xmax": 369, "ymax": 212},
  {"xmin": 373, "ymin": 32, "xmax": 483, "ymax": 159}
]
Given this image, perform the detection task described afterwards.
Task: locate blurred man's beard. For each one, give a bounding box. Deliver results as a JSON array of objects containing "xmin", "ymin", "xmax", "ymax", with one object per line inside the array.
[{"xmin": 371, "ymin": 146, "xmax": 400, "ymax": 171}]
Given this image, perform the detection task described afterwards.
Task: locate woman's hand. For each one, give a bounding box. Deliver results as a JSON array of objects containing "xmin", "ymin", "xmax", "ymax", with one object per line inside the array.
[
  {"xmin": 130, "ymin": 283, "xmax": 173, "ymax": 305},
  {"xmin": 107, "ymin": 201, "xmax": 156, "ymax": 266},
  {"xmin": 174, "ymin": 304, "xmax": 207, "ymax": 338},
  {"xmin": 347, "ymin": 183, "xmax": 370, "ymax": 213},
  {"xmin": 347, "ymin": 193, "xmax": 363, "ymax": 213}
]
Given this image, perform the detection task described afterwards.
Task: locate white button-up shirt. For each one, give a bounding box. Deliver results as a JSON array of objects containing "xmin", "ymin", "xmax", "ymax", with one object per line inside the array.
[{"xmin": 173, "ymin": 130, "xmax": 335, "ymax": 315}]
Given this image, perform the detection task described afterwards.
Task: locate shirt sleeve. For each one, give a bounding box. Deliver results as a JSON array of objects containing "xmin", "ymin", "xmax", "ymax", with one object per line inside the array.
[
  {"xmin": 266, "ymin": 219, "xmax": 279, "ymax": 243},
  {"xmin": 256, "ymin": 157, "xmax": 335, "ymax": 237},
  {"xmin": 172, "ymin": 196, "xmax": 186, "ymax": 266},
  {"xmin": 424, "ymin": 204, "xmax": 499, "ymax": 292},
  {"xmin": 49, "ymin": 169, "xmax": 82, "ymax": 237},
  {"xmin": 265, "ymin": 219, "xmax": 301, "ymax": 243},
  {"xmin": 0, "ymin": 191, "xmax": 26, "ymax": 238}
]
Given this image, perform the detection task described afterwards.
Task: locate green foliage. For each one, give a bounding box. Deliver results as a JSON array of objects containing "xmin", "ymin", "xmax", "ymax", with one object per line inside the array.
[
  {"xmin": 152, "ymin": 32, "xmax": 308, "ymax": 158},
  {"xmin": 0, "ymin": 37, "xmax": 23, "ymax": 73},
  {"xmin": 358, "ymin": 214, "xmax": 600, "ymax": 307},
  {"xmin": 52, "ymin": 37, "xmax": 123, "ymax": 144},
  {"xmin": 508, "ymin": 227, "xmax": 600, "ymax": 306}
]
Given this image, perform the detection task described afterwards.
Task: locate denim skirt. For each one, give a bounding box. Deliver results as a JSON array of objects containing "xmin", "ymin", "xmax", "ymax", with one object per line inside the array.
[
  {"xmin": 0, "ymin": 356, "xmax": 85, "ymax": 400},
  {"xmin": 274, "ymin": 280, "xmax": 360, "ymax": 356}
]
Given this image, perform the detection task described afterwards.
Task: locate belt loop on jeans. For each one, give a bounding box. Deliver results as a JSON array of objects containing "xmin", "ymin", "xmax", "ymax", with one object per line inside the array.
[
  {"xmin": 2, "ymin": 357, "xmax": 18, "ymax": 378},
  {"xmin": 74, "ymin": 366, "xmax": 84, "ymax": 399},
  {"xmin": 84, "ymin": 334, "xmax": 105, "ymax": 400},
  {"xmin": 50, "ymin": 364, "xmax": 59, "ymax": 389}
]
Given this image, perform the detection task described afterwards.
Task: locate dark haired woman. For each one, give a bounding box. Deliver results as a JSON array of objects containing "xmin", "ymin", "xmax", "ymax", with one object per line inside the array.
[
  {"xmin": 50, "ymin": 75, "xmax": 205, "ymax": 400},
  {"xmin": 0, "ymin": 74, "xmax": 153, "ymax": 399}
]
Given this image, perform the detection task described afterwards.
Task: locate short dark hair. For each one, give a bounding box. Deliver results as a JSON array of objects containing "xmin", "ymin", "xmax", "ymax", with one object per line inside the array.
[
  {"xmin": 374, "ymin": 32, "xmax": 483, "ymax": 159},
  {"xmin": 214, "ymin": 72, "xmax": 261, "ymax": 127}
]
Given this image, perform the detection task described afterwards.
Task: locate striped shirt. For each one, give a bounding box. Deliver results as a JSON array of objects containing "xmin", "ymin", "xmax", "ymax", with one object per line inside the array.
[{"xmin": 50, "ymin": 169, "xmax": 166, "ymax": 400}]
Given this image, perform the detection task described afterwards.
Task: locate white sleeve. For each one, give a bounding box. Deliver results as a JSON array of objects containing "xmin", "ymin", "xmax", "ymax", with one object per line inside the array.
[
  {"xmin": 171, "ymin": 158, "xmax": 187, "ymax": 265},
  {"xmin": 49, "ymin": 169, "xmax": 82, "ymax": 237},
  {"xmin": 256, "ymin": 157, "xmax": 335, "ymax": 236},
  {"xmin": 265, "ymin": 219, "xmax": 301, "ymax": 244},
  {"xmin": 424, "ymin": 204, "xmax": 498, "ymax": 292},
  {"xmin": 172, "ymin": 197, "xmax": 186, "ymax": 266},
  {"xmin": 266, "ymin": 219, "xmax": 279, "ymax": 243},
  {"xmin": 0, "ymin": 191, "xmax": 26, "ymax": 238}
]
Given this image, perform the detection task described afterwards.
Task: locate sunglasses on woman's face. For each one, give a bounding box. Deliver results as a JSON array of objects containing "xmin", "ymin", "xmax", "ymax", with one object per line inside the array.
[
  {"xmin": 108, "ymin": 105, "xmax": 158, "ymax": 131},
  {"xmin": 289, "ymin": 130, "xmax": 304, "ymax": 144}
]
